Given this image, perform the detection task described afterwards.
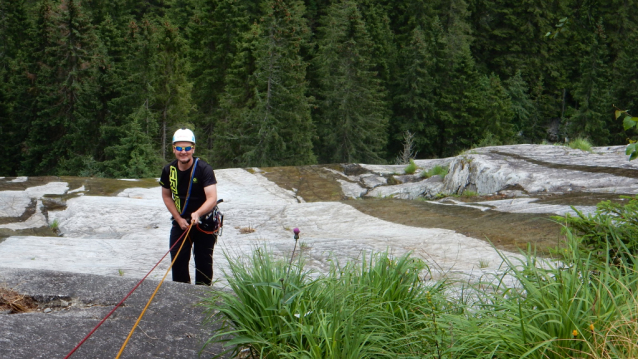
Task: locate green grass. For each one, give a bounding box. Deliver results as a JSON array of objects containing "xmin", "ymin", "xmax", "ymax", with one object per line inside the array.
[
  {"xmin": 568, "ymin": 137, "xmax": 593, "ymax": 152},
  {"xmin": 404, "ymin": 159, "xmax": 417, "ymax": 174},
  {"xmin": 49, "ymin": 219, "xmax": 59, "ymax": 230},
  {"xmin": 203, "ymin": 227, "xmax": 638, "ymax": 358},
  {"xmin": 461, "ymin": 190, "xmax": 478, "ymax": 197},
  {"xmin": 420, "ymin": 165, "xmax": 449, "ymax": 179},
  {"xmin": 478, "ymin": 258, "xmax": 489, "ymax": 268}
]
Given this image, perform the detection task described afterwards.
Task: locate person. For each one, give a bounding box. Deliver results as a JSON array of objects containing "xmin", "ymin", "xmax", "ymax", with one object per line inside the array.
[{"xmin": 159, "ymin": 128, "xmax": 218, "ymax": 285}]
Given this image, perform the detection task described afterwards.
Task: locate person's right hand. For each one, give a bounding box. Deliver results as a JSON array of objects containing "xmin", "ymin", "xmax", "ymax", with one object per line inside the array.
[{"xmin": 176, "ymin": 217, "xmax": 189, "ymax": 230}]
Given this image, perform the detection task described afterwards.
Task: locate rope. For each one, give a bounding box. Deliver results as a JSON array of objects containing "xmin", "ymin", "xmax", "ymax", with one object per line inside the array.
[
  {"xmin": 179, "ymin": 158, "xmax": 199, "ymax": 217},
  {"xmin": 114, "ymin": 223, "xmax": 193, "ymax": 358},
  {"xmin": 196, "ymin": 223, "xmax": 221, "ymax": 235},
  {"xmin": 63, "ymin": 223, "xmax": 193, "ymax": 359}
]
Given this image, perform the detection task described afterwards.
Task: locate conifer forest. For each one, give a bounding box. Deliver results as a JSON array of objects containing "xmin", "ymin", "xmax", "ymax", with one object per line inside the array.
[{"xmin": 0, "ymin": 0, "xmax": 636, "ymax": 177}]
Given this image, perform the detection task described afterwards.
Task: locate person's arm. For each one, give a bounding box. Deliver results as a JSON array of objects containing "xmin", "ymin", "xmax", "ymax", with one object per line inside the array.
[
  {"xmin": 190, "ymin": 184, "xmax": 218, "ymax": 225},
  {"xmin": 162, "ymin": 187, "xmax": 189, "ymax": 230}
]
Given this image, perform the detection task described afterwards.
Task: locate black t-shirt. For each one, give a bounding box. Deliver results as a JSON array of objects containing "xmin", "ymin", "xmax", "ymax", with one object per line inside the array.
[{"xmin": 159, "ymin": 158, "xmax": 217, "ymax": 219}]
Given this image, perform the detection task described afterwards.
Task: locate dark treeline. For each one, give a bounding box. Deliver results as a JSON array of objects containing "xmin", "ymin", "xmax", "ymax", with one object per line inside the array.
[{"xmin": 1, "ymin": 0, "xmax": 637, "ymax": 177}]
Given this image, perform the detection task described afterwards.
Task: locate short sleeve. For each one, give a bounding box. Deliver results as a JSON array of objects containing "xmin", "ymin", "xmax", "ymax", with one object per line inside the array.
[
  {"xmin": 159, "ymin": 165, "xmax": 170, "ymax": 189},
  {"xmin": 199, "ymin": 162, "xmax": 217, "ymax": 187}
]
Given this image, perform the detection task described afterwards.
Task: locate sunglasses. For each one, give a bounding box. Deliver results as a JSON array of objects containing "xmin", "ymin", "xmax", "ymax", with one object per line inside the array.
[{"xmin": 174, "ymin": 145, "xmax": 193, "ymax": 152}]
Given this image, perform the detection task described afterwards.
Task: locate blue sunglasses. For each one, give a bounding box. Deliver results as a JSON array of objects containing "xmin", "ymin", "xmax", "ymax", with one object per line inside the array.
[{"xmin": 174, "ymin": 145, "xmax": 193, "ymax": 152}]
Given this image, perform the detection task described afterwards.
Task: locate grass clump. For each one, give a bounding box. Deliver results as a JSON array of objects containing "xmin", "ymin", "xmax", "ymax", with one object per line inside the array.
[
  {"xmin": 568, "ymin": 137, "xmax": 593, "ymax": 152},
  {"xmin": 49, "ymin": 219, "xmax": 59, "ymax": 230},
  {"xmin": 204, "ymin": 207, "xmax": 638, "ymax": 358},
  {"xmin": 404, "ymin": 159, "xmax": 417, "ymax": 174},
  {"xmin": 203, "ymin": 249, "xmax": 447, "ymax": 358},
  {"xmin": 420, "ymin": 164, "xmax": 449, "ymax": 179}
]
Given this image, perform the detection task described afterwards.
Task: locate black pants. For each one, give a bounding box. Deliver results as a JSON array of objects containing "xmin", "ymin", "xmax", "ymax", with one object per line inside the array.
[{"xmin": 169, "ymin": 224, "xmax": 217, "ymax": 285}]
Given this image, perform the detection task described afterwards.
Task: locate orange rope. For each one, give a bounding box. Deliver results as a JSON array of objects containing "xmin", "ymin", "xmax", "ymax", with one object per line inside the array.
[{"xmin": 114, "ymin": 222, "xmax": 193, "ymax": 359}]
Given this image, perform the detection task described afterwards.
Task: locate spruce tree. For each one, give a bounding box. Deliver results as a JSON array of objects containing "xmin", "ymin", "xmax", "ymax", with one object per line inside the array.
[
  {"xmin": 152, "ymin": 18, "xmax": 193, "ymax": 160},
  {"xmin": 568, "ymin": 23, "xmax": 613, "ymax": 145},
  {"xmin": 0, "ymin": 0, "xmax": 31, "ymax": 175},
  {"xmin": 215, "ymin": 0, "xmax": 315, "ymax": 167},
  {"xmin": 391, "ymin": 26, "xmax": 437, "ymax": 158},
  {"xmin": 476, "ymin": 73, "xmax": 515, "ymax": 146},
  {"xmin": 312, "ymin": 0, "xmax": 388, "ymax": 163},
  {"xmin": 187, "ymin": 0, "xmax": 252, "ymax": 157},
  {"xmin": 22, "ymin": 0, "xmax": 102, "ymax": 175},
  {"xmin": 505, "ymin": 70, "xmax": 541, "ymax": 142}
]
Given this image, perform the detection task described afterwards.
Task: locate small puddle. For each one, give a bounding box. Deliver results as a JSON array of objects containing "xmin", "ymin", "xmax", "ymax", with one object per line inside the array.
[
  {"xmin": 348, "ymin": 198, "xmax": 563, "ymax": 253},
  {"xmin": 493, "ymin": 151, "xmax": 638, "ymax": 178},
  {"xmin": 533, "ymin": 192, "xmax": 630, "ymax": 206}
]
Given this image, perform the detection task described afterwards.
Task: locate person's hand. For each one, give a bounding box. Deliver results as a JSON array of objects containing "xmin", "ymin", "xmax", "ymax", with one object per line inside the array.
[
  {"xmin": 176, "ymin": 217, "xmax": 189, "ymax": 230},
  {"xmin": 191, "ymin": 211, "xmax": 200, "ymax": 225}
]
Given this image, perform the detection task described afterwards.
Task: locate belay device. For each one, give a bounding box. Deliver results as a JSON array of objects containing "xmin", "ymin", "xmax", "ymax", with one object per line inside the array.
[{"xmin": 199, "ymin": 199, "xmax": 224, "ymax": 235}]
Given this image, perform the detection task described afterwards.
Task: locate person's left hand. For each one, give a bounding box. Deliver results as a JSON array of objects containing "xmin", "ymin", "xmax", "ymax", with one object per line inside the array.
[{"xmin": 191, "ymin": 211, "xmax": 200, "ymax": 224}]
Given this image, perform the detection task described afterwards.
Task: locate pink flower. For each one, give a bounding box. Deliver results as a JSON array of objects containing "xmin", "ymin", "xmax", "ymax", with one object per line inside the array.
[{"xmin": 293, "ymin": 228, "xmax": 300, "ymax": 235}]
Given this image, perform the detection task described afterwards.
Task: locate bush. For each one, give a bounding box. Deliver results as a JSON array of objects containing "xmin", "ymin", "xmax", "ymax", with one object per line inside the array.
[
  {"xmin": 553, "ymin": 196, "xmax": 638, "ymax": 266},
  {"xmin": 420, "ymin": 164, "xmax": 449, "ymax": 178},
  {"xmin": 568, "ymin": 137, "xmax": 593, "ymax": 152},
  {"xmin": 404, "ymin": 159, "xmax": 417, "ymax": 174}
]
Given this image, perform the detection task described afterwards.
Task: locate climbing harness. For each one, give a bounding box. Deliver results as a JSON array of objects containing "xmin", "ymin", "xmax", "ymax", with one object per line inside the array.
[{"xmin": 197, "ymin": 199, "xmax": 224, "ymax": 236}]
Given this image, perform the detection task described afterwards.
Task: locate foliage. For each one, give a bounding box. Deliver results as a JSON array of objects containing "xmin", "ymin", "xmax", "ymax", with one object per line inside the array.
[
  {"xmin": 1, "ymin": 0, "xmax": 638, "ymax": 176},
  {"xmin": 553, "ymin": 196, "xmax": 638, "ymax": 266},
  {"xmin": 568, "ymin": 137, "xmax": 593, "ymax": 152},
  {"xmin": 450, "ymin": 230, "xmax": 638, "ymax": 359},
  {"xmin": 403, "ymin": 158, "xmax": 417, "ymax": 175},
  {"xmin": 205, "ymin": 223, "xmax": 638, "ymax": 358},
  {"xmin": 312, "ymin": 0, "xmax": 388, "ymax": 164},
  {"xmin": 215, "ymin": 0, "xmax": 316, "ymax": 168},
  {"xmin": 203, "ymin": 249, "xmax": 443, "ymax": 358},
  {"xmin": 420, "ymin": 165, "xmax": 448, "ymax": 179}
]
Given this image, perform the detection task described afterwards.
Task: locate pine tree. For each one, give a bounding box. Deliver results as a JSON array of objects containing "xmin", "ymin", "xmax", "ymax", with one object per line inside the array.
[
  {"xmin": 312, "ymin": 0, "xmax": 388, "ymax": 163},
  {"xmin": 0, "ymin": 0, "xmax": 32, "ymax": 175},
  {"xmin": 187, "ymin": 0, "xmax": 253, "ymax": 157},
  {"xmin": 391, "ymin": 26, "xmax": 437, "ymax": 158},
  {"xmin": 215, "ymin": 0, "xmax": 316, "ymax": 167},
  {"xmin": 505, "ymin": 70, "xmax": 541, "ymax": 142},
  {"xmin": 568, "ymin": 22, "xmax": 613, "ymax": 145},
  {"xmin": 476, "ymin": 73, "xmax": 515, "ymax": 146},
  {"xmin": 22, "ymin": 0, "xmax": 102, "ymax": 175},
  {"xmin": 102, "ymin": 104, "xmax": 161, "ymax": 177}
]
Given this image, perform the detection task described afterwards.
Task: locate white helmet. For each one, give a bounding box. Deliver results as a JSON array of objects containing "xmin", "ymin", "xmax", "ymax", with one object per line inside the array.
[{"xmin": 172, "ymin": 128, "xmax": 196, "ymax": 144}]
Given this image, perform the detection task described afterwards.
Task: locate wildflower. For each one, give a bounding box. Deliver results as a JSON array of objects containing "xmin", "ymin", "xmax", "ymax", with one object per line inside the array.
[
  {"xmin": 572, "ymin": 329, "xmax": 578, "ymax": 337},
  {"xmin": 589, "ymin": 324, "xmax": 594, "ymax": 331},
  {"xmin": 293, "ymin": 227, "xmax": 300, "ymax": 240}
]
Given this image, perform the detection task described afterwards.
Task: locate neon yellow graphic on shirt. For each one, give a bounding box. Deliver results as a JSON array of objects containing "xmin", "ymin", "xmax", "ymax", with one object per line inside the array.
[{"xmin": 169, "ymin": 166, "xmax": 180, "ymax": 213}]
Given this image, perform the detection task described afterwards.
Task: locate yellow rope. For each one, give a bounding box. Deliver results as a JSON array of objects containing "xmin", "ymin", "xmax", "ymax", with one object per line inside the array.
[{"xmin": 114, "ymin": 223, "xmax": 193, "ymax": 359}]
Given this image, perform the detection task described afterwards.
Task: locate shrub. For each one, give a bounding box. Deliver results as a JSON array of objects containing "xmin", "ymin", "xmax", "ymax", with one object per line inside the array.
[
  {"xmin": 568, "ymin": 137, "xmax": 593, "ymax": 152},
  {"xmin": 404, "ymin": 159, "xmax": 417, "ymax": 174},
  {"xmin": 553, "ymin": 196, "xmax": 638, "ymax": 266},
  {"xmin": 420, "ymin": 164, "xmax": 449, "ymax": 179}
]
